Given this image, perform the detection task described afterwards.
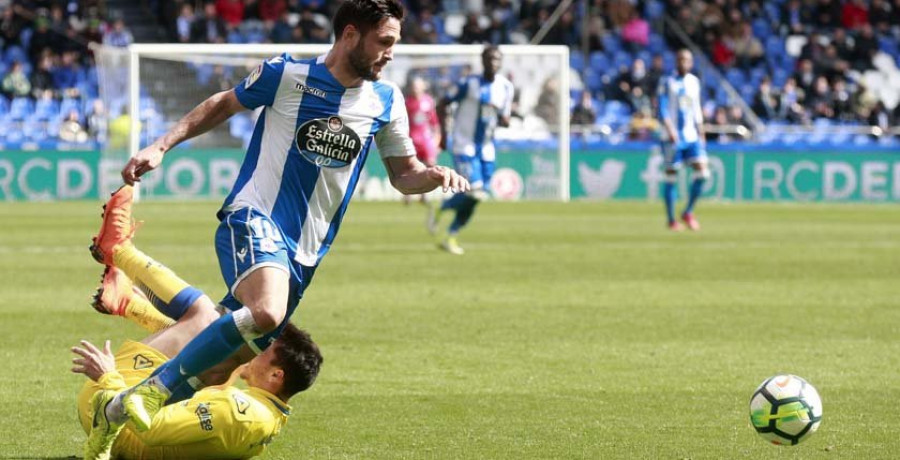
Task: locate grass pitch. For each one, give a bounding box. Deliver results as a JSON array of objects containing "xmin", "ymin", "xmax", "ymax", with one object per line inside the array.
[{"xmin": 1, "ymin": 200, "xmax": 899, "ymax": 459}]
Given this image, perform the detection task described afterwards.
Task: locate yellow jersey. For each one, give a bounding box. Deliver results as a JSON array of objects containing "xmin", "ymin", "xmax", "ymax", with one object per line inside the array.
[{"xmin": 77, "ymin": 341, "xmax": 291, "ymax": 459}]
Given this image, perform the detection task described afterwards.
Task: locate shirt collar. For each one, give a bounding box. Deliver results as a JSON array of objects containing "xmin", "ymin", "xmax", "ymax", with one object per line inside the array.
[{"xmin": 247, "ymin": 387, "xmax": 292, "ymax": 416}]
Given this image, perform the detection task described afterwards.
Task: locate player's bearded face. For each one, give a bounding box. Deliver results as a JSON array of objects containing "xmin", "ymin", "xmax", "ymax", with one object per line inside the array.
[{"xmin": 349, "ymin": 18, "xmax": 399, "ymax": 82}]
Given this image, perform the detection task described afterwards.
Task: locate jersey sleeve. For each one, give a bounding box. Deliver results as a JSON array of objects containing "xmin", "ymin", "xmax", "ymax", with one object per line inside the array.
[
  {"xmin": 233, "ymin": 54, "xmax": 287, "ymax": 110},
  {"xmin": 501, "ymin": 80, "xmax": 514, "ymax": 118},
  {"xmin": 444, "ymin": 78, "xmax": 469, "ymax": 104},
  {"xmin": 657, "ymin": 79, "xmax": 670, "ymax": 121},
  {"xmin": 374, "ymin": 84, "xmax": 416, "ymax": 159},
  {"xmin": 692, "ymin": 78, "xmax": 704, "ymax": 127},
  {"xmin": 133, "ymin": 390, "xmax": 240, "ymax": 447}
]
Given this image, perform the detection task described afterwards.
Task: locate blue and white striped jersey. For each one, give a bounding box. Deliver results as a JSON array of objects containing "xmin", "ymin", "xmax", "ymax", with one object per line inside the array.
[
  {"xmin": 222, "ymin": 53, "xmax": 414, "ymax": 267},
  {"xmin": 446, "ymin": 74, "xmax": 514, "ymax": 161},
  {"xmin": 657, "ymin": 73, "xmax": 703, "ymax": 145}
]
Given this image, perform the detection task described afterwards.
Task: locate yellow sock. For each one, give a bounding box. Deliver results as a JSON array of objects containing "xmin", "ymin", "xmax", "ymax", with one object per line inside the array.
[
  {"xmin": 113, "ymin": 244, "xmax": 190, "ymax": 304},
  {"xmin": 123, "ymin": 296, "xmax": 175, "ymax": 333}
]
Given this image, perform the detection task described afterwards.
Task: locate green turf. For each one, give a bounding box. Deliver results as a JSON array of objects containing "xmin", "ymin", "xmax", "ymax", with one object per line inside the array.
[{"xmin": 1, "ymin": 200, "xmax": 899, "ymax": 459}]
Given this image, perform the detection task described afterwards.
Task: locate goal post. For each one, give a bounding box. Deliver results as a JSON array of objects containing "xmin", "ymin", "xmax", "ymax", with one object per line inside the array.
[{"xmin": 96, "ymin": 43, "xmax": 570, "ymax": 201}]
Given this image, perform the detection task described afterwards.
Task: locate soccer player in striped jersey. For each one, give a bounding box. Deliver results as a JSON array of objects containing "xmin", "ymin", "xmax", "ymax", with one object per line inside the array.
[
  {"xmin": 658, "ymin": 49, "xmax": 707, "ymax": 231},
  {"xmin": 431, "ymin": 45, "xmax": 514, "ymax": 255},
  {"xmin": 88, "ymin": 0, "xmax": 468, "ymax": 452}
]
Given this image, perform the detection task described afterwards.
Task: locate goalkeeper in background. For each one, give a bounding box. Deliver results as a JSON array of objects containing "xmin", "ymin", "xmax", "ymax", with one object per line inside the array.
[
  {"xmin": 77, "ymin": 262, "xmax": 322, "ymax": 459},
  {"xmin": 430, "ymin": 45, "xmax": 514, "ymax": 255}
]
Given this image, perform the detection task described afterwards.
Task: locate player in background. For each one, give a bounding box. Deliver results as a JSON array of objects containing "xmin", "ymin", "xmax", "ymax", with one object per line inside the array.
[
  {"xmin": 403, "ymin": 75, "xmax": 441, "ymax": 214},
  {"xmin": 430, "ymin": 46, "xmax": 514, "ymax": 255},
  {"xmin": 658, "ymin": 49, "xmax": 708, "ymax": 231},
  {"xmin": 78, "ymin": 263, "xmax": 322, "ymax": 459},
  {"xmin": 90, "ymin": 0, "xmax": 469, "ymax": 444}
]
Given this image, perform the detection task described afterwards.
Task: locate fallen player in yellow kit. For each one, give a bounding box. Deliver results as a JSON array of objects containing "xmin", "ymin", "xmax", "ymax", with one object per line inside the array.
[{"xmin": 74, "ymin": 267, "xmax": 323, "ymax": 459}]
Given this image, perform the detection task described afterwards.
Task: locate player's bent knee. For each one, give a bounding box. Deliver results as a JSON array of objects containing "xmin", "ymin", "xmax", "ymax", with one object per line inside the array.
[
  {"xmin": 247, "ymin": 306, "xmax": 284, "ymax": 333},
  {"xmin": 182, "ymin": 296, "xmax": 220, "ymax": 328}
]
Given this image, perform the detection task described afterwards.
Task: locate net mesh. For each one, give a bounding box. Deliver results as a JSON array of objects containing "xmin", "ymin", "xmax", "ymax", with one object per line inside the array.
[{"xmin": 95, "ymin": 45, "xmax": 568, "ymax": 200}]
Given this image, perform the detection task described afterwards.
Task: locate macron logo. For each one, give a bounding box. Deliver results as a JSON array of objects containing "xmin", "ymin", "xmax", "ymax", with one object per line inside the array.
[
  {"xmin": 236, "ymin": 247, "xmax": 248, "ymax": 263},
  {"xmin": 296, "ymin": 83, "xmax": 327, "ymax": 98}
]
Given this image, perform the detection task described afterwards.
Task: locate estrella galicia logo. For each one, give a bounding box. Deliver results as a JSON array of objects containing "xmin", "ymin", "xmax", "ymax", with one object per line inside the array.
[{"xmin": 295, "ymin": 116, "xmax": 362, "ymax": 168}]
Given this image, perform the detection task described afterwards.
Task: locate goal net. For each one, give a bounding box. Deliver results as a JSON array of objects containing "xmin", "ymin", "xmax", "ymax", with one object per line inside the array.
[{"xmin": 94, "ymin": 44, "xmax": 570, "ymax": 201}]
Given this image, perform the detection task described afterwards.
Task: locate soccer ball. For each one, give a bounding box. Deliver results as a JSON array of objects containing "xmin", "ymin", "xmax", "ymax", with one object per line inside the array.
[{"xmin": 749, "ymin": 374, "xmax": 823, "ymax": 446}]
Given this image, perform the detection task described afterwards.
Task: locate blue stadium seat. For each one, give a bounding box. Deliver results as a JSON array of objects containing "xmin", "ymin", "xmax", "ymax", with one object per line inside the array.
[
  {"xmin": 751, "ymin": 19, "xmax": 771, "ymax": 38},
  {"xmin": 34, "ymin": 98, "xmax": 60, "ymax": 120},
  {"xmin": 569, "ymin": 53, "xmax": 585, "ymax": 72},
  {"xmin": 583, "ymin": 68, "xmax": 603, "ymax": 93},
  {"xmin": 22, "ymin": 118, "xmax": 48, "ymax": 141},
  {"xmin": 725, "ymin": 68, "xmax": 746, "ymax": 88},
  {"xmin": 9, "ymin": 97, "xmax": 33, "ymax": 120},
  {"xmin": 740, "ymin": 84, "xmax": 756, "ymax": 102},
  {"xmin": 0, "ymin": 97, "xmax": 8, "ymax": 116},
  {"xmin": 612, "ymin": 50, "xmax": 632, "ymax": 70},
  {"xmin": 648, "ymin": 34, "xmax": 666, "ymax": 54},
  {"xmin": 3, "ymin": 45, "xmax": 27, "ymax": 64},
  {"xmin": 635, "ymin": 50, "xmax": 652, "ymax": 65},
  {"xmin": 602, "ymin": 34, "xmax": 622, "ymax": 54},
  {"xmin": 229, "ymin": 113, "xmax": 253, "ymax": 139},
  {"xmin": 19, "ymin": 27, "xmax": 32, "ymax": 50},
  {"xmin": 879, "ymin": 37, "xmax": 898, "ymax": 57},
  {"xmin": 644, "ymin": 0, "xmax": 665, "ymax": 19},
  {"xmin": 589, "ymin": 52, "xmax": 610, "ymax": 72},
  {"xmin": 765, "ymin": 36, "xmax": 785, "ymax": 60}
]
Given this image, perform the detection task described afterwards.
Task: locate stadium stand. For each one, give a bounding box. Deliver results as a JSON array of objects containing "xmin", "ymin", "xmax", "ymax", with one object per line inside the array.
[{"xmin": 1, "ymin": 0, "xmax": 898, "ymax": 149}]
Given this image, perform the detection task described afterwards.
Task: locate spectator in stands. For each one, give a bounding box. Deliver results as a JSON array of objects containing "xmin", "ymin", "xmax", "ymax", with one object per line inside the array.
[
  {"xmin": 628, "ymin": 85, "xmax": 652, "ymax": 114},
  {"xmin": 59, "ymin": 108, "xmax": 89, "ymax": 143},
  {"xmin": 103, "ymin": 18, "xmax": 134, "ymax": 48},
  {"xmin": 781, "ymin": 0, "xmax": 813, "ymax": 35},
  {"xmin": 2, "ymin": 61, "xmax": 31, "ymax": 99},
  {"xmin": 176, "ymin": 2, "xmax": 194, "ymax": 43},
  {"xmin": 793, "ymin": 58, "xmax": 816, "ymax": 95},
  {"xmin": 571, "ymin": 91, "xmax": 597, "ymax": 126},
  {"xmin": 831, "ymin": 28, "xmax": 855, "ymax": 62},
  {"xmin": 778, "ymin": 77, "xmax": 808, "ymax": 123},
  {"xmin": 868, "ymin": 101, "xmax": 891, "ymax": 137},
  {"xmin": 215, "ymin": 0, "xmax": 244, "ymax": 27},
  {"xmin": 87, "ymin": 99, "xmax": 107, "ymax": 143},
  {"xmin": 191, "ymin": 2, "xmax": 227, "ymax": 43},
  {"xmin": 535, "ymin": 76, "xmax": 560, "ymax": 126},
  {"xmin": 645, "ymin": 54, "xmax": 665, "ymax": 95},
  {"xmin": 258, "ymin": 0, "xmax": 287, "ymax": 22},
  {"xmin": 710, "ymin": 31, "xmax": 735, "ymax": 68},
  {"xmin": 799, "ymin": 32, "xmax": 827, "ymax": 63},
  {"xmin": 298, "ymin": 8, "xmax": 329, "ymax": 43},
  {"xmin": 752, "ymin": 76, "xmax": 779, "ymax": 120},
  {"xmin": 29, "ymin": 16, "xmax": 59, "ymax": 62},
  {"xmin": 815, "ymin": 0, "xmax": 841, "ymax": 29},
  {"xmin": 852, "ymin": 81, "xmax": 879, "ymax": 117},
  {"xmin": 53, "ymin": 51, "xmax": 81, "ymax": 98},
  {"xmin": 851, "ymin": 24, "xmax": 879, "ymax": 71},
  {"xmin": 621, "ymin": 9, "xmax": 649, "ymax": 51},
  {"xmin": 460, "ymin": 12, "xmax": 487, "ymax": 44},
  {"xmin": 543, "ymin": 9, "xmax": 578, "ymax": 47},
  {"xmin": 831, "ymin": 78, "xmax": 853, "ymax": 121},
  {"xmin": 819, "ymin": 45, "xmax": 849, "ymax": 82},
  {"xmin": 629, "ymin": 106, "xmax": 659, "ymax": 141},
  {"xmin": 270, "ymin": 9, "xmax": 293, "ymax": 43},
  {"xmin": 727, "ymin": 105, "xmax": 750, "ymax": 134},
  {"xmin": 841, "ymin": 0, "xmax": 869, "ymax": 31},
  {"xmin": 807, "ymin": 76, "xmax": 835, "ymax": 119},
  {"xmin": 709, "ymin": 106, "xmax": 735, "ymax": 142},
  {"xmin": 30, "ymin": 54, "xmax": 55, "ymax": 99},
  {"xmin": 731, "ymin": 21, "xmax": 763, "ymax": 69},
  {"xmin": 0, "ymin": 6, "xmax": 23, "ymax": 51},
  {"xmin": 869, "ymin": 0, "xmax": 894, "ymax": 35}
]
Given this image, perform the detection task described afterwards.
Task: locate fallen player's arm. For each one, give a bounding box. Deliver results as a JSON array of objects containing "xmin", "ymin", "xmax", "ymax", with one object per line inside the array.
[
  {"xmin": 382, "ymin": 155, "xmax": 470, "ymax": 195},
  {"xmin": 72, "ymin": 339, "xmax": 126, "ymax": 390},
  {"xmin": 122, "ymin": 90, "xmax": 245, "ymax": 184}
]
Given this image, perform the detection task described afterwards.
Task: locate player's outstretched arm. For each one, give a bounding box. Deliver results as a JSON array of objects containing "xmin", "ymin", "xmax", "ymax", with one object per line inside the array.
[
  {"xmin": 383, "ymin": 156, "xmax": 470, "ymax": 195},
  {"xmin": 121, "ymin": 89, "xmax": 245, "ymax": 185}
]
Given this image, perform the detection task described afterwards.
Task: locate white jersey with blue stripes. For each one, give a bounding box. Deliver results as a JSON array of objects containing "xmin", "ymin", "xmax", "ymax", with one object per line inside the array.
[
  {"xmin": 223, "ymin": 53, "xmax": 414, "ymax": 267},
  {"xmin": 657, "ymin": 73, "xmax": 703, "ymax": 144},
  {"xmin": 446, "ymin": 74, "xmax": 514, "ymax": 161}
]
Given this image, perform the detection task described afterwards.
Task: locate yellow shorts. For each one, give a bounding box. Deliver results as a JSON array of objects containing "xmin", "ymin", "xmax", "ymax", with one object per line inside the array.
[{"xmin": 76, "ymin": 341, "xmax": 169, "ymax": 434}]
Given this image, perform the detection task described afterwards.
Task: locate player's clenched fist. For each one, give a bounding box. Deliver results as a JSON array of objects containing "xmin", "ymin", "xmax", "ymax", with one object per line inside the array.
[
  {"xmin": 426, "ymin": 165, "xmax": 469, "ymax": 193},
  {"xmin": 122, "ymin": 144, "xmax": 166, "ymax": 185}
]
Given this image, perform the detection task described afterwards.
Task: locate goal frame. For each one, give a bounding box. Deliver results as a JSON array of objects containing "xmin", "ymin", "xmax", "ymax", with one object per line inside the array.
[{"xmin": 127, "ymin": 43, "xmax": 570, "ymax": 201}]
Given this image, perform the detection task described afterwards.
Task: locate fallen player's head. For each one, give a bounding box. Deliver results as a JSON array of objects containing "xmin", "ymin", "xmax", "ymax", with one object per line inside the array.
[
  {"xmin": 241, "ymin": 323, "xmax": 323, "ymax": 400},
  {"xmin": 332, "ymin": 0, "xmax": 405, "ymax": 81}
]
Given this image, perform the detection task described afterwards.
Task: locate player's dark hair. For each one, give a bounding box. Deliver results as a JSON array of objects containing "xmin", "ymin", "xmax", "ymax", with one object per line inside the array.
[
  {"xmin": 482, "ymin": 45, "xmax": 501, "ymax": 58},
  {"xmin": 271, "ymin": 323, "xmax": 323, "ymax": 397},
  {"xmin": 333, "ymin": 0, "xmax": 405, "ymax": 40}
]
